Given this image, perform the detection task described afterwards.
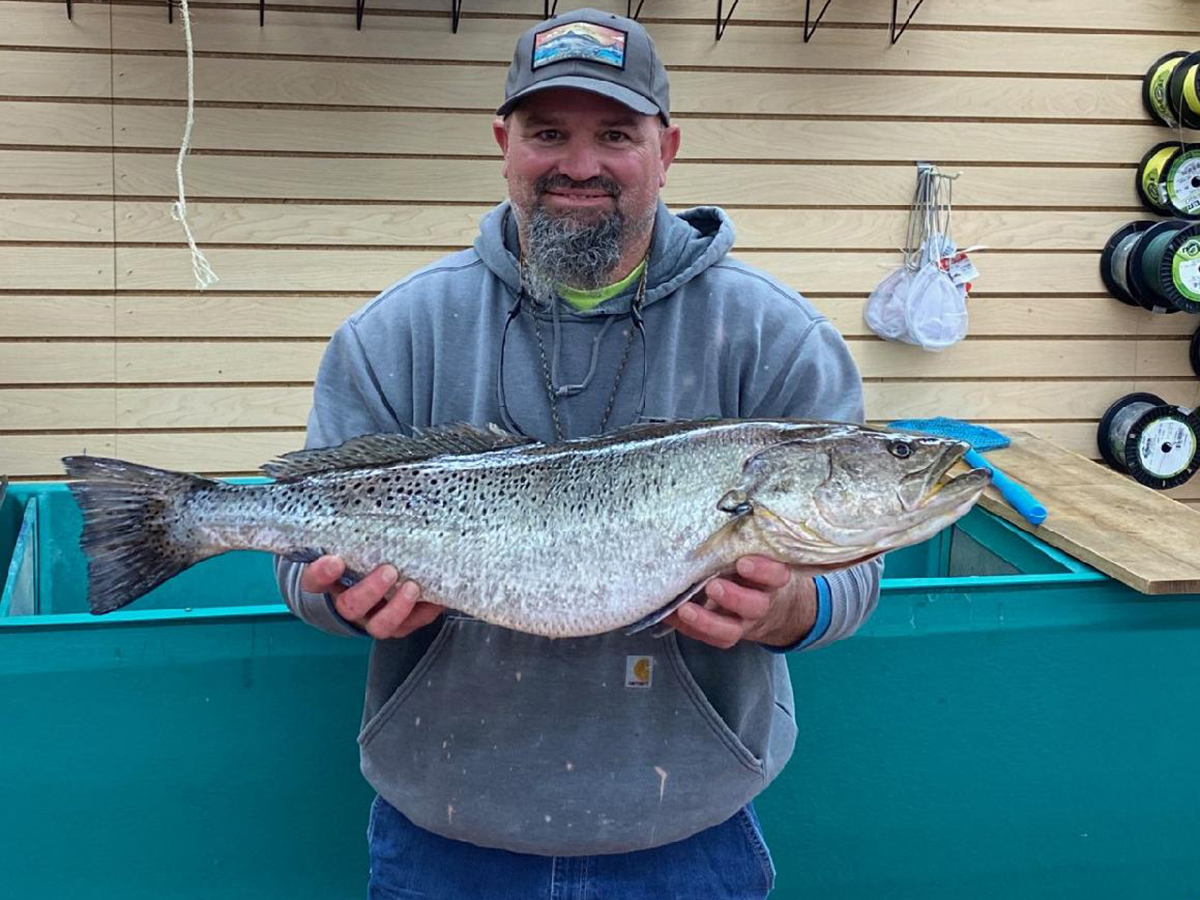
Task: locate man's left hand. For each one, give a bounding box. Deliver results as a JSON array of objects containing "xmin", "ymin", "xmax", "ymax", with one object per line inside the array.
[{"xmin": 665, "ymin": 555, "xmax": 819, "ymax": 650}]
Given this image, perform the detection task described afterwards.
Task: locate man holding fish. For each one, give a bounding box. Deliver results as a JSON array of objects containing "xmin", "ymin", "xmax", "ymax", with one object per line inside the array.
[{"xmin": 280, "ymin": 8, "xmax": 884, "ymax": 898}]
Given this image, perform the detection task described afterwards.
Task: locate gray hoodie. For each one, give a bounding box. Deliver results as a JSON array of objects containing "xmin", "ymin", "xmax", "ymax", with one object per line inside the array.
[{"xmin": 276, "ymin": 201, "xmax": 882, "ymax": 855}]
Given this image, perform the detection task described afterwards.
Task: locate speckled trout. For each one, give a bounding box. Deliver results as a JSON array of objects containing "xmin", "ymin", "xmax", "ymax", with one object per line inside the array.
[{"xmin": 62, "ymin": 418, "xmax": 988, "ymax": 637}]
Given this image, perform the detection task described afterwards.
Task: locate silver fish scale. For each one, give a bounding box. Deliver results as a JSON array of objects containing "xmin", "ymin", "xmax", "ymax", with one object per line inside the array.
[{"xmin": 187, "ymin": 421, "xmax": 811, "ymax": 637}]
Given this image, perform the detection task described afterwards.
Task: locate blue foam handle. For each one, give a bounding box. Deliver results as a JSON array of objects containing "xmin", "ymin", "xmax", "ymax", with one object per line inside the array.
[{"xmin": 963, "ymin": 448, "xmax": 1047, "ymax": 526}]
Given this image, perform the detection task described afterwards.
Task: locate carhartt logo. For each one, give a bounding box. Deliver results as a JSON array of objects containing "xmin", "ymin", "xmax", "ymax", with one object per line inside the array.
[{"xmin": 625, "ymin": 655, "xmax": 653, "ymax": 688}]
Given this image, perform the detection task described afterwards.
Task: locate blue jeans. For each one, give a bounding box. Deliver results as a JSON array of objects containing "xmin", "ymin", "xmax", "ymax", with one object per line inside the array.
[{"xmin": 367, "ymin": 794, "xmax": 776, "ymax": 900}]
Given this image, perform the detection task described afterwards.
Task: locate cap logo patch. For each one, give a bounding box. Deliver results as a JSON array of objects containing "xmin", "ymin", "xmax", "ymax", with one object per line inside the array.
[{"xmin": 533, "ymin": 22, "xmax": 627, "ymax": 71}]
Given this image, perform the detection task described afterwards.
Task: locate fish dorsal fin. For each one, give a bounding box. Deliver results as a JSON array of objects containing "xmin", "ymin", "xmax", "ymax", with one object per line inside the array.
[{"xmin": 261, "ymin": 423, "xmax": 535, "ymax": 479}]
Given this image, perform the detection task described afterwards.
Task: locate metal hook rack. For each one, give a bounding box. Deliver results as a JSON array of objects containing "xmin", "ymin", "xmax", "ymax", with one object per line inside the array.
[
  {"xmin": 803, "ymin": 0, "xmax": 926, "ymax": 44},
  {"xmin": 355, "ymin": 0, "xmax": 462, "ymax": 32}
]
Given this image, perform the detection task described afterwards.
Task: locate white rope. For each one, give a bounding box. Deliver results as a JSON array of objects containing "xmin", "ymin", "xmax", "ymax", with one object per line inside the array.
[{"xmin": 171, "ymin": 0, "xmax": 219, "ymax": 290}]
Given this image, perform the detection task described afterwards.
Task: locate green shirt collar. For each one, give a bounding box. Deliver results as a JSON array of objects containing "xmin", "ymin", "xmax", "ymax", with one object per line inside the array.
[{"xmin": 558, "ymin": 261, "xmax": 646, "ymax": 312}]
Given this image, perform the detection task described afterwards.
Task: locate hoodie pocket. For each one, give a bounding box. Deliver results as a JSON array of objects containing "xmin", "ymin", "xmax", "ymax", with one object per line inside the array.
[
  {"xmin": 358, "ymin": 621, "xmax": 456, "ymax": 748},
  {"xmin": 663, "ymin": 634, "xmax": 765, "ymax": 776}
]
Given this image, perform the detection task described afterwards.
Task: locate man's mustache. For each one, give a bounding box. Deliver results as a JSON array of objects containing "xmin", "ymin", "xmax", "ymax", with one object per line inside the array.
[{"xmin": 535, "ymin": 175, "xmax": 621, "ymax": 197}]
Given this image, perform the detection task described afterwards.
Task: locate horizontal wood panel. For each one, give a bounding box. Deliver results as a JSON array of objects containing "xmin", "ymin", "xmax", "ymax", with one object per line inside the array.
[
  {"xmin": 7, "ymin": 337, "xmax": 1192, "ymax": 385},
  {"xmin": 2, "ymin": 433, "xmax": 117, "ymax": 479},
  {"xmin": 107, "ymin": 103, "xmax": 1166, "ymax": 164},
  {"xmin": 864, "ymin": 380, "xmax": 1200, "ymax": 422},
  {"xmin": 0, "ymin": 2, "xmax": 111, "ymax": 50},
  {"xmin": 10, "ymin": 380, "xmax": 1200, "ymax": 433},
  {"xmin": 0, "ymin": 199, "xmax": 112, "ymax": 240},
  {"xmin": 112, "ymin": 202, "xmax": 1145, "ymax": 252},
  {"xmin": 112, "ymin": 155, "xmax": 1138, "ymax": 207},
  {"xmin": 0, "ymin": 151, "xmax": 113, "ymax": 194},
  {"xmin": 0, "ymin": 49, "xmax": 112, "ymax": 97},
  {"xmin": 5, "ymin": 293, "xmax": 1194, "ymax": 342},
  {"xmin": 114, "ymin": 294, "xmax": 365, "ymax": 337},
  {"xmin": 101, "ymin": 294, "xmax": 1198, "ymax": 340},
  {"xmin": 825, "ymin": 296, "xmax": 1197, "ymax": 339},
  {"xmin": 112, "ymin": 429, "xmax": 307, "ymax": 473},
  {"xmin": 112, "ymin": 340, "xmax": 325, "ymax": 382},
  {"xmin": 0, "ymin": 246, "xmax": 113, "ymax": 289},
  {"xmin": 116, "ymin": 385, "xmax": 313, "ymax": 428},
  {"xmin": 106, "ymin": 5, "xmax": 1193, "ymax": 76},
  {"xmin": 111, "ymin": 245, "xmax": 1107, "ymax": 293},
  {"xmin": 1, "ymin": 341, "xmax": 116, "ymax": 384},
  {"xmin": 0, "ymin": 387, "xmax": 116, "ymax": 430},
  {"xmin": 109, "ymin": 53, "xmax": 1145, "ymax": 120},
  {"xmin": 0, "ymin": 296, "xmax": 115, "ymax": 337},
  {"xmin": 0, "ymin": 101, "xmax": 111, "ymax": 146}
]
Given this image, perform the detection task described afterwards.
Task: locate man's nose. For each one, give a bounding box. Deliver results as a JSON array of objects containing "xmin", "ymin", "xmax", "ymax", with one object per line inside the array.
[{"xmin": 556, "ymin": 139, "xmax": 603, "ymax": 182}]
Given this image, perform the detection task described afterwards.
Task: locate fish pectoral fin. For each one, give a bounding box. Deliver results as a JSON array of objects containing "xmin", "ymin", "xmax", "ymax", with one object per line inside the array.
[
  {"xmin": 624, "ymin": 576, "xmax": 717, "ymax": 637},
  {"xmin": 261, "ymin": 423, "xmax": 535, "ymax": 480}
]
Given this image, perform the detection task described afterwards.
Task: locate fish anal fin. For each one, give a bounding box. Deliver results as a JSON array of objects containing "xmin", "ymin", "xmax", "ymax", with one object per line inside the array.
[
  {"xmin": 625, "ymin": 576, "xmax": 718, "ymax": 637},
  {"xmin": 262, "ymin": 423, "xmax": 535, "ymax": 480}
]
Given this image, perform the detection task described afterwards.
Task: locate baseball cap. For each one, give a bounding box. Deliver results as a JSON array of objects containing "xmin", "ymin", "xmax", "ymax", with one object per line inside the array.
[{"xmin": 496, "ymin": 8, "xmax": 670, "ymax": 124}]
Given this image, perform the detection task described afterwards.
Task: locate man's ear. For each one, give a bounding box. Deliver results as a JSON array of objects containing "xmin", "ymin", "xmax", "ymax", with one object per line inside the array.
[
  {"xmin": 493, "ymin": 116, "xmax": 511, "ymax": 176},
  {"xmin": 658, "ymin": 124, "xmax": 682, "ymax": 187}
]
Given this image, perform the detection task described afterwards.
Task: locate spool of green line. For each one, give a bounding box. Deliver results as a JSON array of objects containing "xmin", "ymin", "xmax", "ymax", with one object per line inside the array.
[
  {"xmin": 1101, "ymin": 221, "xmax": 1156, "ymax": 307},
  {"xmin": 1137, "ymin": 142, "xmax": 1182, "ymax": 213},
  {"xmin": 1144, "ymin": 51, "xmax": 1189, "ymax": 127},
  {"xmin": 1164, "ymin": 143, "xmax": 1200, "ymax": 218},
  {"xmin": 1168, "ymin": 51, "xmax": 1200, "ymax": 130},
  {"xmin": 1130, "ymin": 220, "xmax": 1200, "ymax": 313}
]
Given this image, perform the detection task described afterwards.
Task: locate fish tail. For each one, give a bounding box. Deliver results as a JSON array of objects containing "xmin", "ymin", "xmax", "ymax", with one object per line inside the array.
[{"xmin": 63, "ymin": 456, "xmax": 219, "ymax": 614}]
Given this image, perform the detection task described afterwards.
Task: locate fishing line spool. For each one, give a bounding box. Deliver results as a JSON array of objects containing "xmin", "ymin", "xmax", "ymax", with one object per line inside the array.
[
  {"xmin": 1191, "ymin": 324, "xmax": 1200, "ymax": 379},
  {"xmin": 1125, "ymin": 220, "xmax": 1200, "ymax": 313},
  {"xmin": 1137, "ymin": 142, "xmax": 1185, "ymax": 214},
  {"xmin": 1143, "ymin": 51, "xmax": 1200, "ymax": 129},
  {"xmin": 1163, "ymin": 143, "xmax": 1200, "ymax": 218},
  {"xmin": 1101, "ymin": 220, "xmax": 1158, "ymax": 308},
  {"xmin": 1098, "ymin": 392, "xmax": 1200, "ymax": 490}
]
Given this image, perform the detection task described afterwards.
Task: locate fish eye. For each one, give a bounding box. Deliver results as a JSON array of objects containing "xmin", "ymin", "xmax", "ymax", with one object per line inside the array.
[{"xmin": 888, "ymin": 440, "xmax": 914, "ymax": 459}]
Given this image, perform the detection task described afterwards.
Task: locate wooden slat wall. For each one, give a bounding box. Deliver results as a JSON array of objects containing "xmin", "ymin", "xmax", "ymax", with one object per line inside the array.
[{"xmin": 4, "ymin": 0, "xmax": 1200, "ymax": 509}]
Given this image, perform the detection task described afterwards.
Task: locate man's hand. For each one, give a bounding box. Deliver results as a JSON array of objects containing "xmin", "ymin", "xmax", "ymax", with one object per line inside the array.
[
  {"xmin": 300, "ymin": 556, "xmax": 445, "ymax": 640},
  {"xmin": 665, "ymin": 555, "xmax": 819, "ymax": 650}
]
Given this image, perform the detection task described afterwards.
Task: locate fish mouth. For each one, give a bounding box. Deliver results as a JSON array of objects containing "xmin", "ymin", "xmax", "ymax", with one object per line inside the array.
[{"xmin": 910, "ymin": 440, "xmax": 990, "ymax": 515}]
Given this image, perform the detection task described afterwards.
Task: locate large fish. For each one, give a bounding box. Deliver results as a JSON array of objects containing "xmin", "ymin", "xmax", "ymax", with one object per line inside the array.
[{"xmin": 62, "ymin": 418, "xmax": 988, "ymax": 638}]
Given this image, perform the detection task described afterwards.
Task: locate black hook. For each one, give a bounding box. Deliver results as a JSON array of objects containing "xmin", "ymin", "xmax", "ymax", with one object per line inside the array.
[
  {"xmin": 803, "ymin": 0, "xmax": 833, "ymax": 41},
  {"xmin": 715, "ymin": 0, "xmax": 740, "ymax": 40},
  {"xmin": 890, "ymin": 0, "xmax": 925, "ymax": 43}
]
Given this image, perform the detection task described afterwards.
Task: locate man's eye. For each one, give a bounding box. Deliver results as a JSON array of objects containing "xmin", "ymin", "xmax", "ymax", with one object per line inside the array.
[
  {"xmin": 604, "ymin": 131, "xmax": 630, "ymax": 143},
  {"xmin": 535, "ymin": 130, "xmax": 562, "ymax": 141}
]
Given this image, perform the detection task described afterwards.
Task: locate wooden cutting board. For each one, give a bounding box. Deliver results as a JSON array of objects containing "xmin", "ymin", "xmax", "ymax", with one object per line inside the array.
[{"xmin": 965, "ymin": 431, "xmax": 1200, "ymax": 595}]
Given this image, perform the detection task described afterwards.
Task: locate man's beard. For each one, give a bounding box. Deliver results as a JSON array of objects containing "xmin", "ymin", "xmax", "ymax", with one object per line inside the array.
[{"xmin": 516, "ymin": 175, "xmax": 644, "ymax": 308}]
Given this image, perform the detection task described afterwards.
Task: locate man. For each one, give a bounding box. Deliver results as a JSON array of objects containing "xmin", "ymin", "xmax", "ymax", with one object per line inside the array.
[{"xmin": 277, "ymin": 8, "xmax": 881, "ymax": 898}]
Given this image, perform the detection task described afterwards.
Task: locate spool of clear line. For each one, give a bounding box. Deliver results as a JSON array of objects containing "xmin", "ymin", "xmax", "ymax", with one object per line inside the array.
[{"xmin": 1098, "ymin": 393, "xmax": 1200, "ymax": 490}]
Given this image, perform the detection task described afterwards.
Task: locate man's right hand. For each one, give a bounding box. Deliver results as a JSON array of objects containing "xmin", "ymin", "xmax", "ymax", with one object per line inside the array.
[{"xmin": 300, "ymin": 556, "xmax": 445, "ymax": 639}]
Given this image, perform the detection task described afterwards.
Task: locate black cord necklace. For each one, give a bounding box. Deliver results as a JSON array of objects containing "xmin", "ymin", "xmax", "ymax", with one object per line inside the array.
[{"xmin": 498, "ymin": 253, "xmax": 650, "ymax": 442}]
